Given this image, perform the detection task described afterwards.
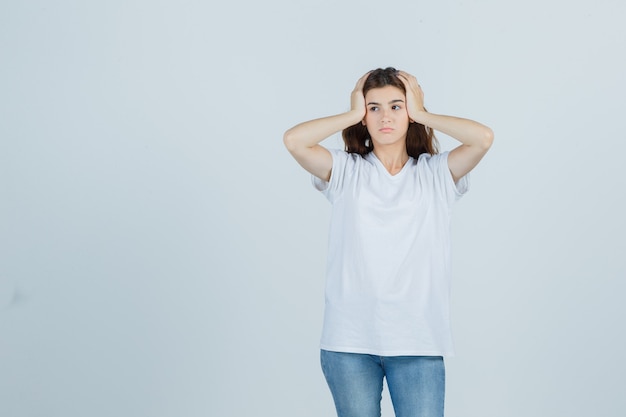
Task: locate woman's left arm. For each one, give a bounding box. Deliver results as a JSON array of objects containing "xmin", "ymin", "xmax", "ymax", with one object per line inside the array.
[{"xmin": 398, "ymin": 71, "xmax": 494, "ymax": 182}]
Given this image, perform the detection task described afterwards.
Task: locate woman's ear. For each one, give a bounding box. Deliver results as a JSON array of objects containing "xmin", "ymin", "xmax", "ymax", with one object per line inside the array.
[{"xmin": 361, "ymin": 119, "xmax": 366, "ymax": 126}]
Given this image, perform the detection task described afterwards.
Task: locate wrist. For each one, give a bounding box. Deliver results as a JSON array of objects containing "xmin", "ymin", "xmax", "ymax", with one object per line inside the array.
[
  {"xmin": 410, "ymin": 109, "xmax": 429, "ymax": 124},
  {"xmin": 346, "ymin": 109, "xmax": 365, "ymax": 124}
]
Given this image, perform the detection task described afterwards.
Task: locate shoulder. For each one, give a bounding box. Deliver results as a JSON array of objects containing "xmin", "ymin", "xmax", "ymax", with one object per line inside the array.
[
  {"xmin": 415, "ymin": 151, "xmax": 449, "ymax": 171},
  {"xmin": 417, "ymin": 151, "xmax": 470, "ymax": 199},
  {"xmin": 312, "ymin": 149, "xmax": 369, "ymax": 197},
  {"xmin": 329, "ymin": 148, "xmax": 371, "ymax": 168}
]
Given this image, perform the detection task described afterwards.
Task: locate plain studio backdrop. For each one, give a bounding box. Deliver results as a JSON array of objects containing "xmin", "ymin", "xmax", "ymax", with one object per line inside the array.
[{"xmin": 1, "ymin": 0, "xmax": 624, "ymax": 416}]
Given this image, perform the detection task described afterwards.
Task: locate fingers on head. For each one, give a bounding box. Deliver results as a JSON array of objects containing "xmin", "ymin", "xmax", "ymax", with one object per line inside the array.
[{"xmin": 357, "ymin": 71, "xmax": 371, "ymax": 87}]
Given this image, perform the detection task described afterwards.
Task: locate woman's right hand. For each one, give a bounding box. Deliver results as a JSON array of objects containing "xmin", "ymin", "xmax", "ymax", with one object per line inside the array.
[{"xmin": 350, "ymin": 71, "xmax": 370, "ymax": 119}]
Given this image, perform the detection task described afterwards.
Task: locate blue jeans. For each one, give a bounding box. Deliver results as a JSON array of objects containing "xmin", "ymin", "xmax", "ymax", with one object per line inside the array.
[{"xmin": 320, "ymin": 350, "xmax": 445, "ymax": 417}]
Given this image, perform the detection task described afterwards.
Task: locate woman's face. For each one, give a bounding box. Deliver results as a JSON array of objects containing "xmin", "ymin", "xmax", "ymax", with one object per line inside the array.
[{"xmin": 363, "ymin": 85, "xmax": 410, "ymax": 146}]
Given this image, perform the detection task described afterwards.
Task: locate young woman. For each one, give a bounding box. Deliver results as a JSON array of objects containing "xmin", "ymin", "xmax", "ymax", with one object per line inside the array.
[{"xmin": 283, "ymin": 67, "xmax": 493, "ymax": 417}]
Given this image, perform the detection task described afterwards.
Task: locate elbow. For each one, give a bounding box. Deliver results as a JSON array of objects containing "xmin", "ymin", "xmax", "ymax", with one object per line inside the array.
[
  {"xmin": 480, "ymin": 127, "xmax": 494, "ymax": 150},
  {"xmin": 283, "ymin": 129, "xmax": 297, "ymax": 153}
]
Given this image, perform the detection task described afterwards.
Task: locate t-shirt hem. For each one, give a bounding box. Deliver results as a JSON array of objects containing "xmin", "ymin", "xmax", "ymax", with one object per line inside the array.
[{"xmin": 320, "ymin": 344, "xmax": 455, "ymax": 358}]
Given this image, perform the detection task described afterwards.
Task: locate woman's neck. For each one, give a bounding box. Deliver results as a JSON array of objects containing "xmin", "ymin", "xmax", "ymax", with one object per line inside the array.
[{"xmin": 372, "ymin": 144, "xmax": 409, "ymax": 175}]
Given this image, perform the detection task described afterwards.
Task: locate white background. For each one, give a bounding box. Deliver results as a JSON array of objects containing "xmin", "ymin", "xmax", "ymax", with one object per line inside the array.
[{"xmin": 1, "ymin": 0, "xmax": 625, "ymax": 416}]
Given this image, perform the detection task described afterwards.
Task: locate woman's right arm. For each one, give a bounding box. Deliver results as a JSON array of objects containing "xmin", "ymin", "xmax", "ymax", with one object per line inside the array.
[{"xmin": 283, "ymin": 73, "xmax": 369, "ymax": 182}]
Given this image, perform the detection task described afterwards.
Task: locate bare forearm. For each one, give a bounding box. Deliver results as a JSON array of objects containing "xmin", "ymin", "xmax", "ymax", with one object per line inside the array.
[
  {"xmin": 283, "ymin": 110, "xmax": 362, "ymax": 152},
  {"xmin": 414, "ymin": 111, "xmax": 494, "ymax": 149}
]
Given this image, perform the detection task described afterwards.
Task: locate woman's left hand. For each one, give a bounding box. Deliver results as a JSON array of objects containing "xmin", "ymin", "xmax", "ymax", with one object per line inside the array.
[{"xmin": 398, "ymin": 71, "xmax": 426, "ymax": 123}]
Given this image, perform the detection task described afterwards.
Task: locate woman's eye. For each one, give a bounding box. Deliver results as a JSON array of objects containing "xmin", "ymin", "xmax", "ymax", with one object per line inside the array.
[
  {"xmin": 369, "ymin": 106, "xmax": 379, "ymax": 111},
  {"xmin": 392, "ymin": 105, "xmax": 401, "ymax": 110}
]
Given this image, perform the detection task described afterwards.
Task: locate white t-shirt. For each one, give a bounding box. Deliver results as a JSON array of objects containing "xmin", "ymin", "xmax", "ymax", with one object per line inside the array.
[{"xmin": 312, "ymin": 149, "xmax": 469, "ymax": 357}]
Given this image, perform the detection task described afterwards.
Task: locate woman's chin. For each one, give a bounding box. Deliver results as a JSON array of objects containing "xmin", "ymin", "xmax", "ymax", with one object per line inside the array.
[{"xmin": 372, "ymin": 136, "xmax": 406, "ymax": 148}]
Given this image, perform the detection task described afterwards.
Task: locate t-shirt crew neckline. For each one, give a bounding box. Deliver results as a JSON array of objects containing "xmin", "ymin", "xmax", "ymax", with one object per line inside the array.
[{"xmin": 367, "ymin": 152, "xmax": 411, "ymax": 178}]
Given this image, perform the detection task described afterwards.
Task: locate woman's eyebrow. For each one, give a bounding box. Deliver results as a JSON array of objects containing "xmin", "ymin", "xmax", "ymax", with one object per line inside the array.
[{"xmin": 366, "ymin": 99, "xmax": 405, "ymax": 105}]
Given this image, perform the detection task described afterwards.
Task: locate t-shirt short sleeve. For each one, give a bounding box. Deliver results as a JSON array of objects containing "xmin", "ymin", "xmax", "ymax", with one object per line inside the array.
[
  {"xmin": 422, "ymin": 151, "xmax": 470, "ymax": 207},
  {"xmin": 311, "ymin": 148, "xmax": 355, "ymax": 202}
]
